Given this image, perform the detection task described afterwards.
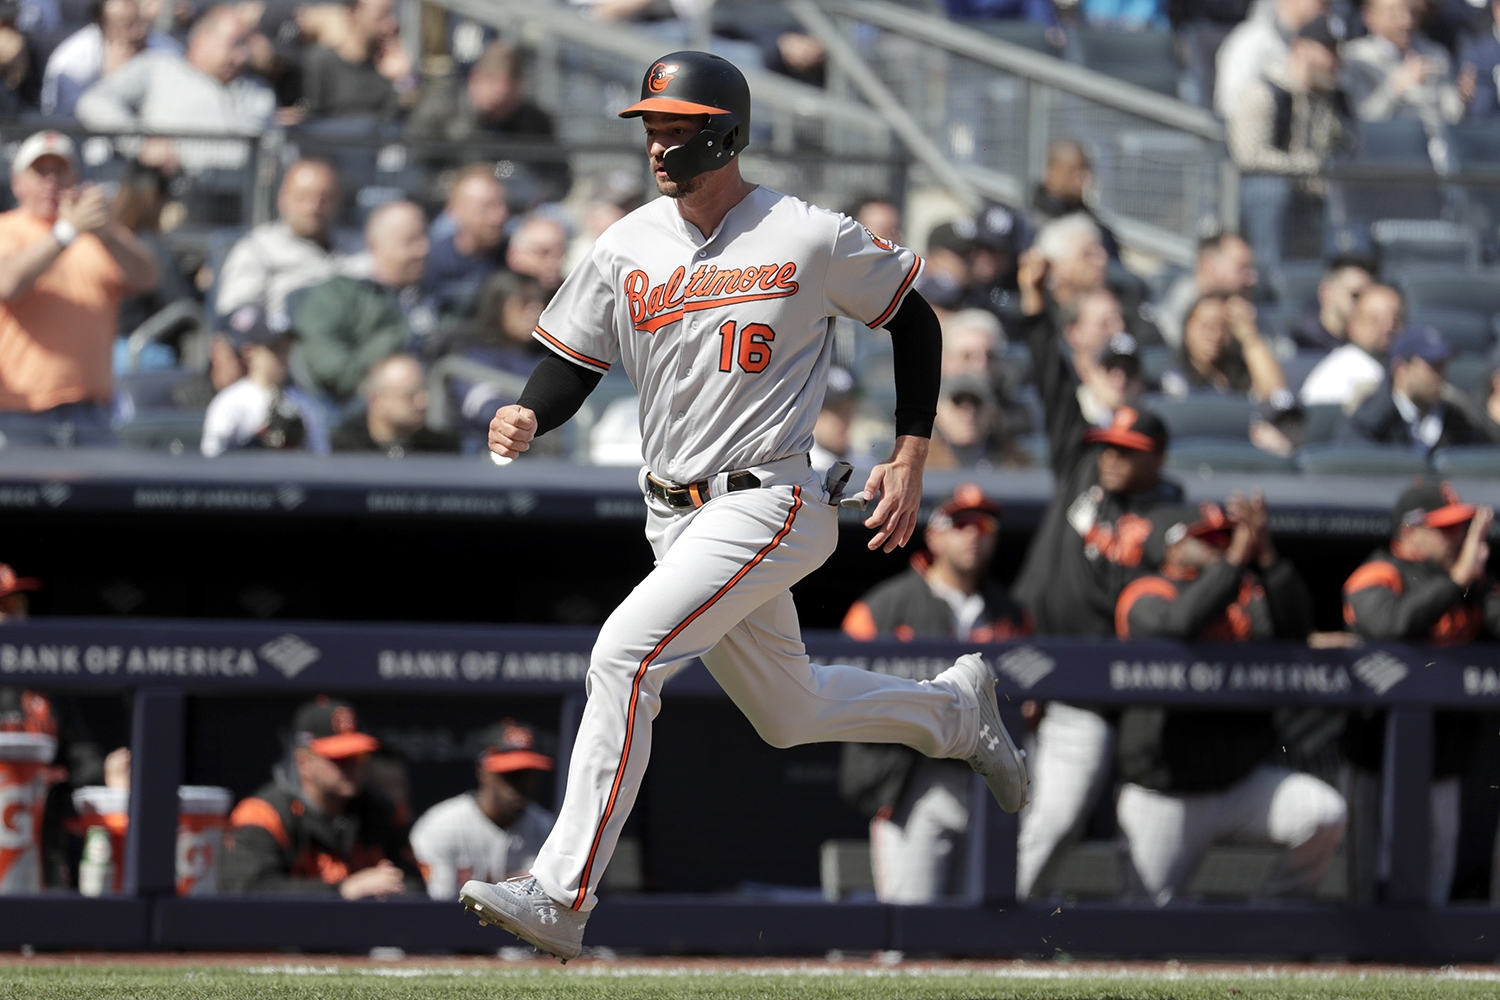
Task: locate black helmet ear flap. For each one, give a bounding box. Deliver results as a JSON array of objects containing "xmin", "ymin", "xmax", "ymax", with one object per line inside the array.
[{"xmin": 661, "ymin": 124, "xmax": 740, "ymax": 185}]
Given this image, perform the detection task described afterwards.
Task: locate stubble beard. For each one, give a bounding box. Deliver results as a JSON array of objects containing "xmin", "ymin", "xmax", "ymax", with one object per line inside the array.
[{"xmin": 655, "ymin": 169, "xmax": 705, "ymax": 200}]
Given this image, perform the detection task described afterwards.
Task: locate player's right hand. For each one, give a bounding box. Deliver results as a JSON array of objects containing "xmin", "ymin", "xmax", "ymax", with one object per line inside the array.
[
  {"xmin": 489, "ymin": 404, "xmax": 537, "ymax": 459},
  {"xmin": 59, "ymin": 184, "xmax": 111, "ymax": 235},
  {"xmin": 338, "ymin": 859, "xmax": 406, "ymax": 899}
]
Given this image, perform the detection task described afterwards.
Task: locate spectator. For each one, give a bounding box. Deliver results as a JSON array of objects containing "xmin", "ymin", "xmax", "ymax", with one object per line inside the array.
[
  {"xmin": 1063, "ymin": 287, "xmax": 1125, "ymax": 369},
  {"xmin": 1341, "ymin": 0, "xmax": 1465, "ymax": 127},
  {"xmin": 215, "ymin": 159, "xmax": 363, "ymax": 322},
  {"xmin": 565, "ymin": 169, "xmax": 644, "ymax": 276},
  {"xmin": 0, "ymin": 3, "xmax": 40, "ymax": 116},
  {"xmin": 438, "ymin": 270, "xmax": 547, "ymax": 452},
  {"xmin": 942, "ymin": 0, "xmax": 1058, "ymax": 25},
  {"xmin": 1343, "ymin": 325, "xmax": 1489, "ymax": 453},
  {"xmin": 331, "ymin": 354, "xmax": 458, "ymax": 456},
  {"xmin": 0, "ymin": 131, "xmax": 158, "ymax": 447},
  {"xmin": 811, "ymin": 365, "xmax": 858, "ymax": 473},
  {"xmin": 505, "ymin": 214, "xmax": 569, "ymax": 300},
  {"xmin": 1342, "ymin": 483, "xmax": 1498, "ymax": 905},
  {"xmin": 846, "ymin": 194, "xmax": 904, "ymax": 246},
  {"xmin": 293, "ymin": 199, "xmax": 431, "ymax": 402},
  {"xmin": 963, "ymin": 201, "xmax": 1026, "ymax": 321},
  {"xmin": 914, "ymin": 219, "xmax": 973, "ymax": 320},
  {"xmin": 1229, "ymin": 18, "xmax": 1351, "ymax": 282},
  {"xmin": 406, "ymin": 40, "xmax": 556, "ymax": 143},
  {"xmin": 1011, "ymin": 249, "xmax": 1182, "ymax": 899},
  {"xmin": 423, "ymin": 165, "xmax": 510, "ymax": 318},
  {"xmin": 1154, "ymin": 232, "xmax": 1260, "ymax": 350},
  {"xmin": 299, "ymin": 0, "xmax": 411, "ymax": 123},
  {"xmin": 1114, "ymin": 496, "xmax": 1346, "ymax": 904},
  {"xmin": 941, "ymin": 308, "xmax": 1003, "ymax": 379},
  {"xmin": 1248, "ymin": 387, "xmax": 1309, "ymax": 456},
  {"xmin": 1460, "ymin": 0, "xmax": 1500, "ymax": 119},
  {"xmin": 1035, "ymin": 212, "xmax": 1157, "ymax": 346},
  {"xmin": 1286, "ymin": 254, "xmax": 1375, "ymax": 351},
  {"xmin": 75, "ymin": 6, "xmax": 276, "ymax": 170},
  {"xmin": 838, "ymin": 484, "xmax": 1029, "ymax": 904},
  {"xmin": 41, "ymin": 0, "xmax": 179, "ymax": 117},
  {"xmin": 1161, "ymin": 294, "xmax": 1287, "ymax": 400},
  {"xmin": 1028, "ymin": 140, "xmax": 1121, "ymax": 260},
  {"xmin": 409, "ymin": 720, "xmax": 556, "ymax": 901},
  {"xmin": 199, "ymin": 306, "xmax": 326, "ymax": 456},
  {"xmin": 928, "ymin": 374, "xmax": 1016, "ymax": 469},
  {"xmin": 1215, "ymin": 0, "xmax": 1329, "ymax": 117},
  {"xmin": 110, "ymin": 163, "xmax": 193, "ymax": 364},
  {"xmin": 1078, "ymin": 331, "xmax": 1148, "ymax": 427},
  {"xmin": 221, "ymin": 697, "xmax": 423, "ymax": 896},
  {"xmin": 1300, "ymin": 282, "xmax": 1403, "ymax": 409}
]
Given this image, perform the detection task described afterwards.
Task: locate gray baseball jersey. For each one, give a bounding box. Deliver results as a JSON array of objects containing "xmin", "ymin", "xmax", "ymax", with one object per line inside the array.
[
  {"xmin": 410, "ymin": 793, "xmax": 555, "ymax": 900},
  {"xmin": 533, "ymin": 185, "xmax": 923, "ymax": 484}
]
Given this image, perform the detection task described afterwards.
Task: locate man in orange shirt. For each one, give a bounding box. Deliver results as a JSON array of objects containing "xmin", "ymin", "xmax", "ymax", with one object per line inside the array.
[{"xmin": 0, "ymin": 130, "xmax": 158, "ymax": 446}]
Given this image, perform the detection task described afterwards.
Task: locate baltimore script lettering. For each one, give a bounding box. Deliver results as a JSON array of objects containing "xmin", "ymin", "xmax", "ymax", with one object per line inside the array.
[{"xmin": 624, "ymin": 263, "xmax": 800, "ymax": 334}]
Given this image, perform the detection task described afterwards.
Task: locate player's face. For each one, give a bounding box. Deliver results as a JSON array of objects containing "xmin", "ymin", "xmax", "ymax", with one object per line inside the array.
[
  {"xmin": 641, "ymin": 112, "xmax": 710, "ymax": 198},
  {"xmin": 928, "ymin": 513, "xmax": 999, "ymax": 575},
  {"xmin": 1097, "ymin": 446, "xmax": 1161, "ymax": 494}
]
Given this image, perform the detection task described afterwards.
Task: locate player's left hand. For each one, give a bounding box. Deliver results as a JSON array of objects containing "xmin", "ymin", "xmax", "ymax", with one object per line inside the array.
[{"xmin": 862, "ymin": 436, "xmax": 929, "ymax": 553}]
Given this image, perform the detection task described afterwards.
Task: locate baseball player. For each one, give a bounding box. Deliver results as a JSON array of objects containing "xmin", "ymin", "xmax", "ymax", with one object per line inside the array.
[
  {"xmin": 460, "ymin": 51, "xmax": 1027, "ymax": 960},
  {"xmin": 410, "ymin": 720, "xmax": 556, "ymax": 900}
]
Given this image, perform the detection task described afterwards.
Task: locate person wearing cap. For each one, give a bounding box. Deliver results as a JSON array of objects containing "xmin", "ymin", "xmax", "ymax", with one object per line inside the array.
[
  {"xmin": 0, "ymin": 130, "xmax": 159, "ymax": 445},
  {"xmin": 199, "ymin": 305, "xmax": 328, "ymax": 456},
  {"xmin": 1344, "ymin": 325, "xmax": 1489, "ymax": 455},
  {"xmin": 1160, "ymin": 293, "xmax": 1287, "ymax": 401},
  {"xmin": 1341, "ymin": 0, "xmax": 1464, "ymax": 128},
  {"xmin": 1028, "ymin": 139, "xmax": 1121, "ymax": 262},
  {"xmin": 1112, "ymin": 495, "xmax": 1347, "ymax": 904},
  {"xmin": 214, "ymin": 158, "xmax": 365, "ymax": 324},
  {"xmin": 1300, "ymin": 283, "xmax": 1405, "ymax": 410},
  {"xmin": 839, "ymin": 484, "xmax": 1030, "ymax": 903},
  {"xmin": 221, "ymin": 697, "xmax": 423, "ymax": 897},
  {"xmin": 409, "ymin": 719, "xmax": 556, "ymax": 901},
  {"xmin": 1228, "ymin": 16, "xmax": 1351, "ymax": 283},
  {"xmin": 1341, "ymin": 482, "xmax": 1499, "ymax": 904},
  {"xmin": 1011, "ymin": 247, "xmax": 1184, "ymax": 899}
]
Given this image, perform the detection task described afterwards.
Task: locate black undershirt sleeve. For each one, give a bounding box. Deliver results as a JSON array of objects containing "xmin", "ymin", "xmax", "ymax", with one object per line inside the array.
[
  {"xmin": 516, "ymin": 353, "xmax": 605, "ymax": 436},
  {"xmin": 880, "ymin": 289, "xmax": 941, "ymax": 438}
]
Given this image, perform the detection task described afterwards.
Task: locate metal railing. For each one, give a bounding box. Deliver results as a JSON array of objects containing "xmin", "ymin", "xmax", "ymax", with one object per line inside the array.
[{"xmin": 819, "ymin": 0, "xmax": 1235, "ymax": 264}]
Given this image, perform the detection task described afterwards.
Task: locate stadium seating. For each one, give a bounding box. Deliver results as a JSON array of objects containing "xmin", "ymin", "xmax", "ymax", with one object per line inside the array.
[
  {"xmin": 1073, "ymin": 28, "xmax": 1179, "ymax": 97},
  {"xmin": 1397, "ymin": 268, "xmax": 1500, "ymax": 317},
  {"xmin": 1165, "ymin": 439, "xmax": 1298, "ymax": 474},
  {"xmin": 1149, "ymin": 394, "xmax": 1256, "ymax": 439},
  {"xmin": 1407, "ymin": 306, "xmax": 1494, "ymax": 355},
  {"xmin": 1302, "ymin": 403, "xmax": 1348, "ymax": 444},
  {"xmin": 1295, "ymin": 443, "xmax": 1430, "ymax": 475},
  {"xmin": 1434, "ymin": 445, "xmax": 1500, "ymax": 477}
]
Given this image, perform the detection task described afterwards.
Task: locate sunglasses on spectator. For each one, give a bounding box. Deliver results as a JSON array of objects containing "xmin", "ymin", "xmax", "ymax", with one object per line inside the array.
[{"xmin": 947, "ymin": 512, "xmax": 998, "ymax": 534}]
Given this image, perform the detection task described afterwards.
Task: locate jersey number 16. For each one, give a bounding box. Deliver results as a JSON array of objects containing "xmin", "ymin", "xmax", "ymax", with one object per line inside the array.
[{"xmin": 717, "ymin": 321, "xmax": 774, "ymax": 374}]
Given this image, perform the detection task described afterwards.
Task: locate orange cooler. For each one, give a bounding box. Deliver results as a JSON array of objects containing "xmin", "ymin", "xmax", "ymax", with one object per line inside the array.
[{"xmin": 74, "ymin": 785, "xmax": 233, "ymax": 895}]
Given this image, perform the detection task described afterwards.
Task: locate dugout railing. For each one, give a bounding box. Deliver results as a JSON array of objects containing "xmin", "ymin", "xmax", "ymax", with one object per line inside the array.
[{"xmin": 1, "ymin": 618, "xmax": 1499, "ymax": 960}]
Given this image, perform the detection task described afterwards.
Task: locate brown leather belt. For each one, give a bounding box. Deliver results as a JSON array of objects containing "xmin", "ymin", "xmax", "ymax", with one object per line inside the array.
[{"xmin": 646, "ymin": 470, "xmax": 762, "ymax": 509}]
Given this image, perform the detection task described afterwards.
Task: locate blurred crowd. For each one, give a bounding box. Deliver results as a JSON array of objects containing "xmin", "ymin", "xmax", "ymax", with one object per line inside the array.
[{"xmin": 1, "ymin": 2, "xmax": 1500, "ymax": 470}]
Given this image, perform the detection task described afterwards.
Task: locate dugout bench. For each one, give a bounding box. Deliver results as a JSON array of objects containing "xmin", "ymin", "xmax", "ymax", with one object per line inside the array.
[{"xmin": 1, "ymin": 619, "xmax": 1498, "ymax": 961}]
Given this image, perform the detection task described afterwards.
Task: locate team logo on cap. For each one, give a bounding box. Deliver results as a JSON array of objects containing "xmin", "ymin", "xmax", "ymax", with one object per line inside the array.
[
  {"xmin": 1112, "ymin": 406, "xmax": 1138, "ymax": 429},
  {"xmin": 647, "ymin": 62, "xmax": 679, "ymax": 93},
  {"xmin": 502, "ymin": 722, "xmax": 533, "ymax": 751},
  {"xmin": 331, "ymin": 705, "xmax": 355, "ymax": 734}
]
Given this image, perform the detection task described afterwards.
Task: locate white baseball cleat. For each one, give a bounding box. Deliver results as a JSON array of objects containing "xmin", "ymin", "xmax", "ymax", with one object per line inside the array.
[
  {"xmin": 942, "ymin": 652, "xmax": 1030, "ymax": 812},
  {"xmin": 460, "ymin": 876, "xmax": 587, "ymax": 963}
]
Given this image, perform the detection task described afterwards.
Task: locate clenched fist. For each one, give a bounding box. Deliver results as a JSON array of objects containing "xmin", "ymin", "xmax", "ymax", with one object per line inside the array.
[{"xmin": 489, "ymin": 404, "xmax": 538, "ymax": 460}]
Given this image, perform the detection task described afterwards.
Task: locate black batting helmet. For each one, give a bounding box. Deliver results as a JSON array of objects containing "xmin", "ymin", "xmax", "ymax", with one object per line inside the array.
[{"xmin": 618, "ymin": 51, "xmax": 751, "ymax": 184}]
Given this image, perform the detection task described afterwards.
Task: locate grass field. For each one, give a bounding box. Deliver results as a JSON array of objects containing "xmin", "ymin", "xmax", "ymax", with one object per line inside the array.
[{"xmin": 4, "ymin": 960, "xmax": 1500, "ymax": 1000}]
